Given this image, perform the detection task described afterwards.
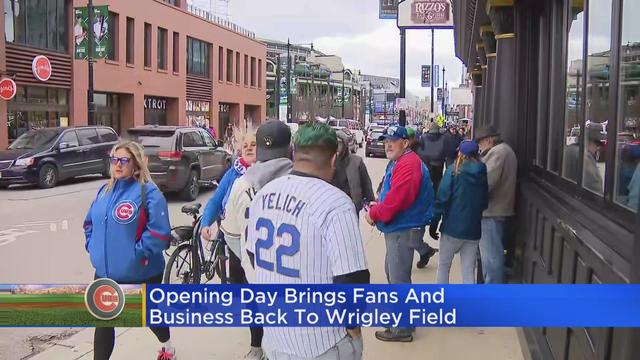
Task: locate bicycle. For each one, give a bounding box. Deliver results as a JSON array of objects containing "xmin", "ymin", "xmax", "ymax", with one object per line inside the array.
[{"xmin": 163, "ymin": 201, "xmax": 228, "ymax": 285}]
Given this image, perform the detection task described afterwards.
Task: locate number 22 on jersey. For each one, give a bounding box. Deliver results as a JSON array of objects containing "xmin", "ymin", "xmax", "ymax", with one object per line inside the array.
[{"xmin": 254, "ymin": 217, "xmax": 301, "ymax": 278}]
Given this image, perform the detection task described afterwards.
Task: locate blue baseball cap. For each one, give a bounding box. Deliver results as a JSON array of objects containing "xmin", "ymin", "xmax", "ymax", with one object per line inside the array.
[
  {"xmin": 378, "ymin": 126, "xmax": 409, "ymax": 141},
  {"xmin": 458, "ymin": 140, "xmax": 479, "ymax": 156}
]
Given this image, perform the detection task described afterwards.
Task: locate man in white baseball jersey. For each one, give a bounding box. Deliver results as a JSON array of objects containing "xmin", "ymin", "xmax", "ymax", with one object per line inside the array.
[
  {"xmin": 222, "ymin": 119, "xmax": 293, "ymax": 359},
  {"xmin": 247, "ymin": 122, "xmax": 370, "ymax": 360}
]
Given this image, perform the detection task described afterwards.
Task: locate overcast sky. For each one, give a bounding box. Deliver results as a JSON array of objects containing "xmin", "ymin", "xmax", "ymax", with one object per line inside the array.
[{"xmin": 192, "ymin": 0, "xmax": 465, "ymax": 99}]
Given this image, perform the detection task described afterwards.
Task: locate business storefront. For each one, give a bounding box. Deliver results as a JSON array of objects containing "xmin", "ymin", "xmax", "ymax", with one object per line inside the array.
[
  {"xmin": 186, "ymin": 100, "xmax": 211, "ymax": 128},
  {"xmin": 454, "ymin": 0, "xmax": 640, "ymax": 358},
  {"xmin": 91, "ymin": 92, "xmax": 121, "ymax": 134},
  {"xmin": 7, "ymin": 86, "xmax": 69, "ymax": 142},
  {"xmin": 144, "ymin": 96, "xmax": 168, "ymax": 126}
]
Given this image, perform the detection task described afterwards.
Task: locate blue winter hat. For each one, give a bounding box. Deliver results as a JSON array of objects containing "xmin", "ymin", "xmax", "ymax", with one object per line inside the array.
[{"xmin": 458, "ymin": 140, "xmax": 479, "ymax": 156}]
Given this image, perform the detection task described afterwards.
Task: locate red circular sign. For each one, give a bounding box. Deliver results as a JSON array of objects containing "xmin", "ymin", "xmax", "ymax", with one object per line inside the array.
[
  {"xmin": 32, "ymin": 55, "xmax": 52, "ymax": 81},
  {"xmin": 93, "ymin": 284, "xmax": 120, "ymax": 313},
  {"xmin": 0, "ymin": 78, "xmax": 17, "ymax": 101}
]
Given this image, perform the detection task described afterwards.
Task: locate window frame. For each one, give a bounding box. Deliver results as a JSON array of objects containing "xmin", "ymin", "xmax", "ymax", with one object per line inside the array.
[
  {"xmin": 5, "ymin": 0, "xmax": 68, "ymax": 52},
  {"xmin": 157, "ymin": 27, "xmax": 168, "ymax": 71},
  {"xmin": 226, "ymin": 49, "xmax": 234, "ymax": 82},
  {"xmin": 106, "ymin": 12, "xmax": 119, "ymax": 61},
  {"xmin": 144, "ymin": 22, "xmax": 152, "ymax": 68},
  {"xmin": 218, "ymin": 47, "xmax": 224, "ymax": 82},
  {"xmin": 173, "ymin": 32, "xmax": 180, "ymax": 73},
  {"xmin": 186, "ymin": 37, "xmax": 210, "ymax": 78},
  {"xmin": 529, "ymin": 0, "xmax": 635, "ymax": 230},
  {"xmin": 236, "ymin": 52, "xmax": 241, "ymax": 85},
  {"xmin": 126, "ymin": 17, "xmax": 135, "ymax": 65}
]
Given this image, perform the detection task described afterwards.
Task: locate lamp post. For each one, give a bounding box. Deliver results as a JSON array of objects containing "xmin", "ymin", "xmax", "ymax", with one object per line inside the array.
[
  {"xmin": 87, "ymin": 0, "xmax": 96, "ymax": 125},
  {"xmin": 442, "ymin": 66, "xmax": 446, "ymax": 116},
  {"xmin": 341, "ymin": 67, "xmax": 345, "ymax": 119}
]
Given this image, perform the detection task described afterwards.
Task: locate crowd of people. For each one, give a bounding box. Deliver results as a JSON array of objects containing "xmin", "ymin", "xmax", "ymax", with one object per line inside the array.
[{"xmin": 82, "ymin": 118, "xmax": 517, "ymax": 360}]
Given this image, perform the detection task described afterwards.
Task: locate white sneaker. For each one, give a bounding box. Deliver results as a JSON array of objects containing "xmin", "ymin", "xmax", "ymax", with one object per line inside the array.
[
  {"xmin": 243, "ymin": 347, "xmax": 264, "ymax": 360},
  {"xmin": 157, "ymin": 346, "xmax": 177, "ymax": 360}
]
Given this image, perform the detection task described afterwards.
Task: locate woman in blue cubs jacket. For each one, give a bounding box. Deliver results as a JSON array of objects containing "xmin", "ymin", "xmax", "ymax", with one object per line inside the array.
[{"xmin": 83, "ymin": 140, "xmax": 175, "ymax": 360}]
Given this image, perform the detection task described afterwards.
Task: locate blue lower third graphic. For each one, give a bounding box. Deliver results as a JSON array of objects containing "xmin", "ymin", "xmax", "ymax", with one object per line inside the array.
[{"xmin": 145, "ymin": 284, "xmax": 640, "ymax": 328}]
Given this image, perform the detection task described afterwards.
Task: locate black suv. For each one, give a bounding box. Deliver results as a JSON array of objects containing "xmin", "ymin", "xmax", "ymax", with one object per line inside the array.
[
  {"xmin": 0, "ymin": 126, "xmax": 119, "ymax": 189},
  {"xmin": 127, "ymin": 126, "xmax": 231, "ymax": 200}
]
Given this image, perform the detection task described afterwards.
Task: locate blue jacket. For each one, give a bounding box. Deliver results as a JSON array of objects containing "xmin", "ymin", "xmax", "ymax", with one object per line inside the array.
[
  {"xmin": 201, "ymin": 158, "xmax": 249, "ymax": 227},
  {"xmin": 83, "ymin": 179, "xmax": 171, "ymax": 282},
  {"xmin": 432, "ymin": 160, "xmax": 488, "ymax": 240},
  {"xmin": 373, "ymin": 151, "xmax": 434, "ymax": 234}
]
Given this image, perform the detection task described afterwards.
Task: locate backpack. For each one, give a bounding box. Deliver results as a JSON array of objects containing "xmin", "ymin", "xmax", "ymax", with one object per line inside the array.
[{"xmin": 417, "ymin": 134, "xmax": 445, "ymax": 166}]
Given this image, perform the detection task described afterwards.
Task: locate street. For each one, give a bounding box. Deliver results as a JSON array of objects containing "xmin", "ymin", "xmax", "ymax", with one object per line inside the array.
[{"xmin": 0, "ymin": 150, "xmax": 522, "ymax": 360}]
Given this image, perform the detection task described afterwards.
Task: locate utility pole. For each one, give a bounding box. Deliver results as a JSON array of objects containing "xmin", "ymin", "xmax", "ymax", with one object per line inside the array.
[
  {"xmin": 310, "ymin": 43, "xmax": 314, "ymax": 121},
  {"xmin": 276, "ymin": 55, "xmax": 281, "ymax": 120},
  {"xmin": 87, "ymin": 0, "xmax": 96, "ymax": 125},
  {"xmin": 341, "ymin": 67, "xmax": 345, "ymax": 119},
  {"xmin": 430, "ymin": 29, "xmax": 435, "ymax": 117},
  {"xmin": 286, "ymin": 38, "xmax": 292, "ymax": 123},
  {"xmin": 399, "ymin": 28, "xmax": 406, "ymax": 126},
  {"xmin": 442, "ymin": 66, "xmax": 446, "ymax": 116}
]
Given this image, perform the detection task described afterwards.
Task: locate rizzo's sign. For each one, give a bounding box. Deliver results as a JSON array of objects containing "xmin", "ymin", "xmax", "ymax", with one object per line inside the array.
[
  {"xmin": 144, "ymin": 97, "xmax": 167, "ymax": 111},
  {"xmin": 397, "ymin": 0, "xmax": 454, "ymax": 29},
  {"xmin": 0, "ymin": 78, "xmax": 17, "ymax": 101},
  {"xmin": 32, "ymin": 55, "xmax": 52, "ymax": 81}
]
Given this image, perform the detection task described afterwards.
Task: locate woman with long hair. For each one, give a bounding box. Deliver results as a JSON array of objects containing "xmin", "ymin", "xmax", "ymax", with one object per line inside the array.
[
  {"xmin": 83, "ymin": 140, "xmax": 175, "ymax": 360},
  {"xmin": 430, "ymin": 140, "xmax": 488, "ymax": 284},
  {"xmin": 200, "ymin": 130, "xmax": 264, "ymax": 359}
]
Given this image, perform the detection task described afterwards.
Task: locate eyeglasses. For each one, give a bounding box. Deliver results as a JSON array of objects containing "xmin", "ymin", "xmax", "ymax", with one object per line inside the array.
[{"xmin": 109, "ymin": 156, "xmax": 131, "ymax": 165}]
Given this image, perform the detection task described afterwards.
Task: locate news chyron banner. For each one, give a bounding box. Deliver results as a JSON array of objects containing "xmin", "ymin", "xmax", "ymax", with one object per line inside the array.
[{"xmin": 2, "ymin": 283, "xmax": 640, "ymax": 327}]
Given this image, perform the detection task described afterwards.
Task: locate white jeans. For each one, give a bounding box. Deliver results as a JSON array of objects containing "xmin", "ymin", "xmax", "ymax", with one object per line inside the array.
[
  {"xmin": 436, "ymin": 234, "xmax": 479, "ymax": 284},
  {"xmin": 265, "ymin": 335, "xmax": 363, "ymax": 360}
]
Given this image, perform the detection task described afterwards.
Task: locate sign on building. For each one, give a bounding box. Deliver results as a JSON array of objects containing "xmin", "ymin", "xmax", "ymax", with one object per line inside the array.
[
  {"xmin": 74, "ymin": 6, "xmax": 110, "ymax": 60},
  {"xmin": 437, "ymin": 88, "xmax": 443, "ymax": 102},
  {"xmin": 421, "ymin": 65, "xmax": 431, "ymax": 87},
  {"xmin": 379, "ymin": 0, "xmax": 399, "ymax": 19},
  {"xmin": 397, "ymin": 0, "xmax": 454, "ymax": 29}
]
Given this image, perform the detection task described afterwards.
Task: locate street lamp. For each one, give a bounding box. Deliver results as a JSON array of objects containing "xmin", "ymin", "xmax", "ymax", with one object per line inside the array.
[{"xmin": 286, "ymin": 40, "xmax": 314, "ymax": 123}]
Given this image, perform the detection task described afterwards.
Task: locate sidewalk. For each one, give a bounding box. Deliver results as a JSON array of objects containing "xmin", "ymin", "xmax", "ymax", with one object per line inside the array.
[{"xmin": 31, "ymin": 219, "xmax": 525, "ymax": 360}]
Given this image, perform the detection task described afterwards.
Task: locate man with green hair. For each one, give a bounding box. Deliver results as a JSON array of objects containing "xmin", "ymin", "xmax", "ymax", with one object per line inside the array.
[{"xmin": 247, "ymin": 122, "xmax": 370, "ymax": 360}]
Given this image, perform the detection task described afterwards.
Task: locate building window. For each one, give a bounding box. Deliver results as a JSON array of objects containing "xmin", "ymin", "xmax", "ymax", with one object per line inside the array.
[
  {"xmin": 258, "ymin": 59, "xmax": 263, "ymax": 89},
  {"xmin": 162, "ymin": 0, "xmax": 179, "ymax": 5},
  {"xmin": 92, "ymin": 93, "xmax": 121, "ymax": 134},
  {"xmin": 615, "ymin": 0, "xmax": 640, "ymax": 212},
  {"xmin": 251, "ymin": 57, "xmax": 257, "ymax": 87},
  {"xmin": 560, "ymin": 1, "xmax": 586, "ymax": 183},
  {"xmin": 126, "ymin": 17, "xmax": 134, "ymax": 64},
  {"xmin": 7, "ymin": 87, "xmax": 69, "ymax": 142},
  {"xmin": 144, "ymin": 23, "xmax": 152, "ymax": 68},
  {"xmin": 218, "ymin": 47, "xmax": 224, "ymax": 81},
  {"xmin": 236, "ymin": 52, "xmax": 241, "ymax": 85},
  {"xmin": 227, "ymin": 49, "xmax": 234, "ymax": 82},
  {"xmin": 244, "ymin": 55, "xmax": 249, "ymax": 86},
  {"xmin": 173, "ymin": 32, "xmax": 180, "ymax": 73},
  {"xmin": 5, "ymin": 0, "xmax": 67, "ymax": 52},
  {"xmin": 545, "ymin": 0, "xmax": 565, "ymax": 174},
  {"xmin": 581, "ymin": 0, "xmax": 613, "ymax": 195},
  {"xmin": 187, "ymin": 37, "xmax": 210, "ymax": 78},
  {"xmin": 157, "ymin": 27, "xmax": 168, "ymax": 70},
  {"xmin": 106, "ymin": 12, "xmax": 118, "ymax": 61}
]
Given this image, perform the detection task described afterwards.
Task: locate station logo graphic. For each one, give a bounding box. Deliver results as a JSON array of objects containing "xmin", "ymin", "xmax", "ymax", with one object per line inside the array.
[
  {"xmin": 113, "ymin": 200, "xmax": 138, "ymax": 224},
  {"xmin": 84, "ymin": 278, "xmax": 126, "ymax": 320}
]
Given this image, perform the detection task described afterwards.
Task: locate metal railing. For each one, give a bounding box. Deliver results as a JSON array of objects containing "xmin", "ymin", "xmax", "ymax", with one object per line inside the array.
[{"xmin": 186, "ymin": 3, "xmax": 256, "ymax": 39}]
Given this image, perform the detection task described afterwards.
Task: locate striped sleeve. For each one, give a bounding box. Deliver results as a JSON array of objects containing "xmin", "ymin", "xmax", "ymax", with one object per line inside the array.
[{"xmin": 322, "ymin": 204, "xmax": 368, "ymax": 276}]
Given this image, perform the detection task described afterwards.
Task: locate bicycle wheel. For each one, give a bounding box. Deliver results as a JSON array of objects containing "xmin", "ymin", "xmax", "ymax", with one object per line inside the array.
[
  {"xmin": 200, "ymin": 239, "xmax": 227, "ymax": 284},
  {"xmin": 163, "ymin": 243, "xmax": 201, "ymax": 284}
]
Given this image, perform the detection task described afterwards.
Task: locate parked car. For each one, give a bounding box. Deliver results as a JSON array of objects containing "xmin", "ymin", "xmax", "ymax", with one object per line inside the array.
[
  {"xmin": 127, "ymin": 126, "xmax": 231, "ymax": 200},
  {"xmin": 366, "ymin": 129, "xmax": 386, "ymax": 158},
  {"xmin": 347, "ymin": 120, "xmax": 365, "ymax": 148},
  {"xmin": 366, "ymin": 124, "xmax": 386, "ymax": 139},
  {"xmin": 0, "ymin": 126, "xmax": 118, "ymax": 189}
]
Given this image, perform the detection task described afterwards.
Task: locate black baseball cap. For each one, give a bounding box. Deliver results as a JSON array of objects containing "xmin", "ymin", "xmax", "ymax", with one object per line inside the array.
[{"xmin": 256, "ymin": 120, "xmax": 292, "ymax": 162}]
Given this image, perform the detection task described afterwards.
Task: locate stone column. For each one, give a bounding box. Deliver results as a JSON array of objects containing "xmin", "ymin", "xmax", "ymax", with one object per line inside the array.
[
  {"xmin": 488, "ymin": 1, "xmax": 516, "ymax": 146},
  {"xmin": 471, "ymin": 68, "xmax": 483, "ymax": 133},
  {"xmin": 480, "ymin": 25, "xmax": 497, "ymax": 127}
]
